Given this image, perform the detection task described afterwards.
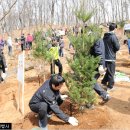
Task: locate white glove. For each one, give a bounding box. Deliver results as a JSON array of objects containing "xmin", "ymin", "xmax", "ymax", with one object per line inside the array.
[
  {"xmin": 1, "ymin": 73, "xmax": 7, "ymax": 79},
  {"xmin": 5, "ymin": 67, "xmax": 8, "ymax": 71},
  {"xmin": 68, "ymin": 117, "xmax": 78, "ymax": 126},
  {"xmin": 47, "ymin": 114, "xmax": 52, "ymax": 118},
  {"xmin": 98, "ymin": 65, "xmax": 105, "ymax": 75},
  {"xmin": 60, "ymin": 95, "xmax": 68, "ymax": 100}
]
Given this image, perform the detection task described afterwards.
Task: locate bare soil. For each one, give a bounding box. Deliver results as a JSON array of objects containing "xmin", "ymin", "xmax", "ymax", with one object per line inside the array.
[{"xmin": 1, "ymin": 29, "xmax": 130, "ymax": 129}]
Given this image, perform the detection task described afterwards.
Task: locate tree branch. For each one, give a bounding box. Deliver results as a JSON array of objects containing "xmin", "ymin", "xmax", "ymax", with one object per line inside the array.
[{"xmin": 0, "ymin": 0, "xmax": 17, "ymax": 22}]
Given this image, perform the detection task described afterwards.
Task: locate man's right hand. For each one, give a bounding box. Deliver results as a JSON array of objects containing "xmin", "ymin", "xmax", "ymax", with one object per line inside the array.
[
  {"xmin": 1, "ymin": 73, "xmax": 6, "ymax": 79},
  {"xmin": 5, "ymin": 67, "xmax": 8, "ymax": 71},
  {"xmin": 98, "ymin": 65, "xmax": 105, "ymax": 75},
  {"xmin": 68, "ymin": 117, "xmax": 78, "ymax": 126}
]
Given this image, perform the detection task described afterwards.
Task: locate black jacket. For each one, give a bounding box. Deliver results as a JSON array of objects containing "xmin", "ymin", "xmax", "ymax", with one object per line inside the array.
[
  {"xmin": 103, "ymin": 32, "xmax": 120, "ymax": 61},
  {"xmin": 0, "ymin": 50, "xmax": 6, "ymax": 73},
  {"xmin": 29, "ymin": 79, "xmax": 69, "ymax": 122}
]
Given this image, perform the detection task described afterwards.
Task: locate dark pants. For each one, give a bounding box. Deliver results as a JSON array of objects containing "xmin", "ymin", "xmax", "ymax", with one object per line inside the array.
[
  {"xmin": 29, "ymin": 98, "xmax": 63, "ymax": 127},
  {"xmin": 8, "ymin": 46, "xmax": 12, "ymax": 56},
  {"xmin": 93, "ymin": 72, "xmax": 107, "ymax": 99},
  {"xmin": 59, "ymin": 48, "xmax": 64, "ymax": 57},
  {"xmin": 102, "ymin": 61, "xmax": 115, "ymax": 89},
  {"xmin": 27, "ymin": 42, "xmax": 32, "ymax": 50},
  {"xmin": 51, "ymin": 59, "xmax": 63, "ymax": 75},
  {"xmin": 0, "ymin": 70, "xmax": 3, "ymax": 83},
  {"xmin": 21, "ymin": 44, "xmax": 24, "ymax": 51}
]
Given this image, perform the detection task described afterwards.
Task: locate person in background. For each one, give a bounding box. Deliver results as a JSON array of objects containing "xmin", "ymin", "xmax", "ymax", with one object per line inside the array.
[
  {"xmin": 7, "ymin": 36, "xmax": 13, "ymax": 56},
  {"xmin": 0, "ymin": 37, "xmax": 5, "ymax": 50},
  {"xmin": 101, "ymin": 23, "xmax": 120, "ymax": 92},
  {"xmin": 20, "ymin": 34, "xmax": 25, "ymax": 51},
  {"xmin": 29, "ymin": 74, "xmax": 78, "ymax": 130},
  {"xmin": 49, "ymin": 39, "xmax": 63, "ymax": 75},
  {"xmin": 26, "ymin": 33, "xmax": 33, "ymax": 50},
  {"xmin": 14, "ymin": 38, "xmax": 19, "ymax": 50},
  {"xmin": 59, "ymin": 36, "xmax": 64, "ymax": 57}
]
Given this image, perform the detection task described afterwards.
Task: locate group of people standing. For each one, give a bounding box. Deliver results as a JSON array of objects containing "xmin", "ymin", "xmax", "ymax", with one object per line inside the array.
[
  {"xmin": 0, "ymin": 33, "xmax": 34, "ymax": 83},
  {"xmin": 16, "ymin": 33, "xmax": 34, "ymax": 51}
]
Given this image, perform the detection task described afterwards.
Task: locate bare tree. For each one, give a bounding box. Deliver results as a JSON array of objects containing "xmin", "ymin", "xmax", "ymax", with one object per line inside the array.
[{"xmin": 0, "ymin": 0, "xmax": 17, "ymax": 21}]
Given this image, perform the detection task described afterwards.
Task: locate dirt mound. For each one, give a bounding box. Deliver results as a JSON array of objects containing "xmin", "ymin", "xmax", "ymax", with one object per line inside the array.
[{"xmin": 13, "ymin": 104, "xmax": 110, "ymax": 129}]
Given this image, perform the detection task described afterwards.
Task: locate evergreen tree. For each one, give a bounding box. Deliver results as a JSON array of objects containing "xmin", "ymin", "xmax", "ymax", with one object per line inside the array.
[{"xmin": 65, "ymin": 7, "xmax": 101, "ymax": 110}]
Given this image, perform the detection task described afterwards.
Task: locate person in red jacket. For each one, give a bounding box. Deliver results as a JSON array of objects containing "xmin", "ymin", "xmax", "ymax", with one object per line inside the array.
[{"xmin": 26, "ymin": 33, "xmax": 33, "ymax": 50}]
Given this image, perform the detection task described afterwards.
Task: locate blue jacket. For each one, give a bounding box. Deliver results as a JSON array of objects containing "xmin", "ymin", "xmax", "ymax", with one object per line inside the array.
[
  {"xmin": 29, "ymin": 79, "xmax": 69, "ymax": 122},
  {"xmin": 91, "ymin": 39, "xmax": 105, "ymax": 68}
]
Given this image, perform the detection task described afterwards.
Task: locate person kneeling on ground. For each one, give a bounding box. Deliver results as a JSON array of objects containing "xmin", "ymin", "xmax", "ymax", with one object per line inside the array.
[{"xmin": 29, "ymin": 74, "xmax": 78, "ymax": 130}]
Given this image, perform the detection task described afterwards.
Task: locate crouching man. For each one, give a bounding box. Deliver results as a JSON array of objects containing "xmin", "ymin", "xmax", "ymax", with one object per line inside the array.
[{"xmin": 29, "ymin": 74, "xmax": 78, "ymax": 130}]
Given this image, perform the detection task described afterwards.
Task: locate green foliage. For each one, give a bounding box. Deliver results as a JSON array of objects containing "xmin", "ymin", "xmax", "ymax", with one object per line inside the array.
[
  {"xmin": 65, "ymin": 8, "xmax": 101, "ymax": 109},
  {"xmin": 68, "ymin": 25, "xmax": 102, "ymax": 56},
  {"xmin": 65, "ymin": 54, "xmax": 99, "ymax": 107},
  {"xmin": 33, "ymin": 31, "xmax": 53, "ymax": 63},
  {"xmin": 75, "ymin": 8, "xmax": 93, "ymax": 23},
  {"xmin": 117, "ymin": 21, "xmax": 126, "ymax": 28}
]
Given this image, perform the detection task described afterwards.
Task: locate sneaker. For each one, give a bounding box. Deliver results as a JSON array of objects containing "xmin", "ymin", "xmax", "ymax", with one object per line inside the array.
[
  {"xmin": 99, "ymin": 94, "xmax": 111, "ymax": 105},
  {"xmin": 39, "ymin": 120, "xmax": 48, "ymax": 130},
  {"xmin": 103, "ymin": 94, "xmax": 111, "ymax": 102}
]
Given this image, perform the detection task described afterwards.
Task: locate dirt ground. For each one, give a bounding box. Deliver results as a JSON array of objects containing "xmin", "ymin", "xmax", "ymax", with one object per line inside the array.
[{"xmin": 1, "ymin": 29, "xmax": 130, "ymax": 129}]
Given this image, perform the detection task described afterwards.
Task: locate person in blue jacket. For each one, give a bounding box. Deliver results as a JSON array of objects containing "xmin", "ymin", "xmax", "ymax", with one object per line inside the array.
[
  {"xmin": 91, "ymin": 35, "xmax": 110, "ymax": 103},
  {"xmin": 29, "ymin": 74, "xmax": 78, "ymax": 130}
]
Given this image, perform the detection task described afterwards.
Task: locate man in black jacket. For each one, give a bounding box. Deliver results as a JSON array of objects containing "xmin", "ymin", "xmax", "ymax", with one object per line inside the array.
[
  {"xmin": 29, "ymin": 74, "xmax": 78, "ymax": 130},
  {"xmin": 101, "ymin": 23, "xmax": 120, "ymax": 91}
]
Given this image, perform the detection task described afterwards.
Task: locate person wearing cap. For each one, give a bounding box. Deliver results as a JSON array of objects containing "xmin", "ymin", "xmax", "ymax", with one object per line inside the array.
[
  {"xmin": 101, "ymin": 23, "xmax": 120, "ymax": 91},
  {"xmin": 29, "ymin": 74, "xmax": 78, "ymax": 130}
]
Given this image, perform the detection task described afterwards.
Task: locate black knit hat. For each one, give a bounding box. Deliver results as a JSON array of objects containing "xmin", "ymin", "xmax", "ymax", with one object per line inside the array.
[{"xmin": 50, "ymin": 74, "xmax": 65, "ymax": 86}]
